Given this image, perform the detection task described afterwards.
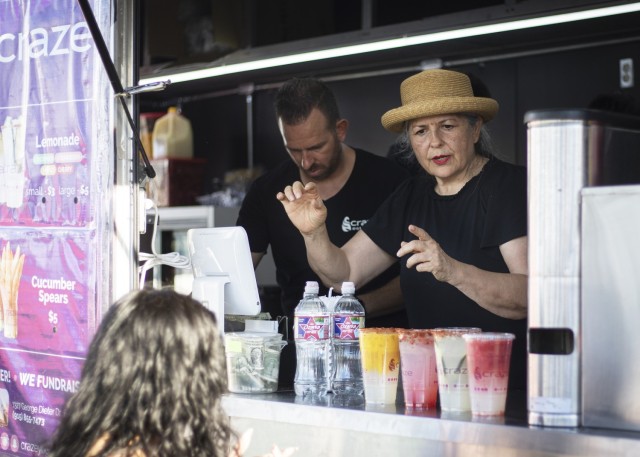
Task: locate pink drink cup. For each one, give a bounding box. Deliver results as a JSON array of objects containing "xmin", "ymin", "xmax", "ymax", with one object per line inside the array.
[
  {"xmin": 398, "ymin": 329, "xmax": 438, "ymax": 409},
  {"xmin": 463, "ymin": 332, "xmax": 515, "ymax": 416}
]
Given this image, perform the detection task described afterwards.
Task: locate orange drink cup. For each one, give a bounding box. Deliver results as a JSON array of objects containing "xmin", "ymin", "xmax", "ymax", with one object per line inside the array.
[
  {"xmin": 398, "ymin": 329, "xmax": 438, "ymax": 409},
  {"xmin": 463, "ymin": 332, "xmax": 515, "ymax": 416},
  {"xmin": 432, "ymin": 327, "xmax": 481, "ymax": 412},
  {"xmin": 359, "ymin": 328, "xmax": 400, "ymax": 404}
]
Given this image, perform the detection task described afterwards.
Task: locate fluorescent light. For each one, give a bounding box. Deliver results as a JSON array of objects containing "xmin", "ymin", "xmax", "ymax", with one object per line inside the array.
[{"xmin": 139, "ymin": 3, "xmax": 640, "ymax": 85}]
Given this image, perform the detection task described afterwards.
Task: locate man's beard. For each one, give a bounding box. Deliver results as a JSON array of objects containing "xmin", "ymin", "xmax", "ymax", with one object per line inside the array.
[{"xmin": 303, "ymin": 142, "xmax": 342, "ymax": 182}]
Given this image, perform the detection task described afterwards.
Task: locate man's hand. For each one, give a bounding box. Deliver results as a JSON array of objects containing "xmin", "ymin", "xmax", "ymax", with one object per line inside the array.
[{"xmin": 276, "ymin": 181, "xmax": 327, "ymax": 236}]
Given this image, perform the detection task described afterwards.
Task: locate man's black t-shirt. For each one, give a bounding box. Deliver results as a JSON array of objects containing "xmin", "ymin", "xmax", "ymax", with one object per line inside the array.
[
  {"xmin": 237, "ymin": 148, "xmax": 409, "ymax": 322},
  {"xmin": 362, "ymin": 158, "xmax": 528, "ymax": 390}
]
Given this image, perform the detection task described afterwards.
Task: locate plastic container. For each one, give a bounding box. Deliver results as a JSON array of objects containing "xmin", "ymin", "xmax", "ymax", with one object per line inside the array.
[
  {"xmin": 224, "ymin": 332, "xmax": 287, "ymax": 393},
  {"xmin": 397, "ymin": 329, "xmax": 438, "ymax": 409},
  {"xmin": 294, "ymin": 281, "xmax": 330, "ymax": 396},
  {"xmin": 151, "ymin": 107, "xmax": 193, "ymax": 159},
  {"xmin": 331, "ymin": 281, "xmax": 365, "ymax": 395},
  {"xmin": 139, "ymin": 112, "xmax": 164, "ymax": 158}
]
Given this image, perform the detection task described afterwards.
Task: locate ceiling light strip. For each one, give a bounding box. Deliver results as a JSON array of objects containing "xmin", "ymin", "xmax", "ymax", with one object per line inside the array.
[{"xmin": 139, "ymin": 3, "xmax": 640, "ymax": 85}]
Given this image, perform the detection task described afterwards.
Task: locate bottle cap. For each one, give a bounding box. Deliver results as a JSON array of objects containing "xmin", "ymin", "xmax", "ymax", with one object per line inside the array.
[
  {"xmin": 341, "ymin": 281, "xmax": 355, "ymax": 294},
  {"xmin": 304, "ymin": 281, "xmax": 319, "ymax": 294}
]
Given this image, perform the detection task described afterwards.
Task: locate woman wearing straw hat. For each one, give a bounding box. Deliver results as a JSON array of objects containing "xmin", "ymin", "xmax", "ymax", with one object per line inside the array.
[{"xmin": 277, "ymin": 69, "xmax": 527, "ymax": 390}]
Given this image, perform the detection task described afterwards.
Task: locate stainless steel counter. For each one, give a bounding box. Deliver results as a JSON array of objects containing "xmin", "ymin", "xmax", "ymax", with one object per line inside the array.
[{"xmin": 222, "ymin": 390, "xmax": 640, "ymax": 457}]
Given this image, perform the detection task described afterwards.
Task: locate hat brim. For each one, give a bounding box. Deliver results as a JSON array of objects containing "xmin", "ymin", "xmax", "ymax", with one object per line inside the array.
[{"xmin": 381, "ymin": 97, "xmax": 499, "ymax": 133}]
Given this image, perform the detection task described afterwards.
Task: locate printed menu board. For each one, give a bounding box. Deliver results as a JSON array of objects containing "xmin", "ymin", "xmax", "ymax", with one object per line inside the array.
[
  {"xmin": 0, "ymin": 0, "xmax": 111, "ymax": 455},
  {"xmin": 0, "ymin": 232, "xmax": 95, "ymax": 357},
  {"xmin": 0, "ymin": 0, "xmax": 96, "ymax": 228}
]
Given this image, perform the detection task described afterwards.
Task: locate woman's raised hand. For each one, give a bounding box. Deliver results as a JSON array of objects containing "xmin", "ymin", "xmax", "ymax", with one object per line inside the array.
[{"xmin": 397, "ymin": 224, "xmax": 458, "ymax": 284}]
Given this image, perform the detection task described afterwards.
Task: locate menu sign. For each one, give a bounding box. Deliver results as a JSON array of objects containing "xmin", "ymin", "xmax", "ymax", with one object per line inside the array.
[
  {"xmin": 0, "ymin": 0, "xmax": 109, "ymax": 455},
  {"xmin": 0, "ymin": 0, "xmax": 95, "ymax": 227},
  {"xmin": 0, "ymin": 232, "xmax": 95, "ymax": 357}
]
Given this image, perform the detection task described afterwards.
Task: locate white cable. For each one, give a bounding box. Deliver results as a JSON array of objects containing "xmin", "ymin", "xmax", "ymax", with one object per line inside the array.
[{"xmin": 138, "ymin": 180, "xmax": 191, "ymax": 288}]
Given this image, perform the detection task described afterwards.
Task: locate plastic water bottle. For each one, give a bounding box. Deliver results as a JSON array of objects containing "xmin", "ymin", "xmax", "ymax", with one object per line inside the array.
[
  {"xmin": 294, "ymin": 281, "xmax": 330, "ymax": 396},
  {"xmin": 331, "ymin": 281, "xmax": 365, "ymax": 395}
]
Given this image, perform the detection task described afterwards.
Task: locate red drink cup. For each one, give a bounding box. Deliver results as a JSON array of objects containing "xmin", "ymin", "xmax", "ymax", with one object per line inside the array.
[
  {"xmin": 398, "ymin": 329, "xmax": 438, "ymax": 409},
  {"xmin": 463, "ymin": 332, "xmax": 515, "ymax": 416}
]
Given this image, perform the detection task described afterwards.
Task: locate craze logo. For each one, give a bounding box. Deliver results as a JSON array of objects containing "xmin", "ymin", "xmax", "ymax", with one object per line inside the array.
[
  {"xmin": 341, "ymin": 216, "xmax": 367, "ymax": 233},
  {"xmin": 474, "ymin": 367, "xmax": 508, "ymax": 380},
  {"xmin": 0, "ymin": 22, "xmax": 92, "ymax": 63}
]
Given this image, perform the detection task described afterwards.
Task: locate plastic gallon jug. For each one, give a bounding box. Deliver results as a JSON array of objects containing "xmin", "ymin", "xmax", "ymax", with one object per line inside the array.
[{"xmin": 152, "ymin": 107, "xmax": 193, "ymax": 159}]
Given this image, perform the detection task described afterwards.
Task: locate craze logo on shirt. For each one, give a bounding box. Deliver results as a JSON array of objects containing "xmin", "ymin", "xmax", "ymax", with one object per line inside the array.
[{"xmin": 341, "ymin": 217, "xmax": 367, "ymax": 233}]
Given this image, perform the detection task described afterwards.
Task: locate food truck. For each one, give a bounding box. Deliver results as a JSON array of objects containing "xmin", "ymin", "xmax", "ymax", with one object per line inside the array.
[{"xmin": 1, "ymin": 1, "xmax": 640, "ymax": 456}]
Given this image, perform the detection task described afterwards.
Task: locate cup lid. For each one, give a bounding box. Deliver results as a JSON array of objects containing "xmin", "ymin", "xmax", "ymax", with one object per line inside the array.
[
  {"xmin": 359, "ymin": 327, "xmax": 399, "ymax": 334},
  {"xmin": 462, "ymin": 332, "xmax": 515, "ymax": 341},
  {"xmin": 224, "ymin": 332, "xmax": 283, "ymax": 342},
  {"xmin": 397, "ymin": 328, "xmax": 433, "ymax": 343},
  {"xmin": 431, "ymin": 327, "xmax": 482, "ymax": 337}
]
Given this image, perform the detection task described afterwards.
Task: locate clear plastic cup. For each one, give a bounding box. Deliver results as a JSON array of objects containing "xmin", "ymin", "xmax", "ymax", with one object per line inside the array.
[
  {"xmin": 224, "ymin": 332, "xmax": 287, "ymax": 393},
  {"xmin": 463, "ymin": 332, "xmax": 515, "ymax": 416},
  {"xmin": 432, "ymin": 327, "xmax": 482, "ymax": 412},
  {"xmin": 397, "ymin": 329, "xmax": 438, "ymax": 409},
  {"xmin": 359, "ymin": 328, "xmax": 400, "ymax": 404}
]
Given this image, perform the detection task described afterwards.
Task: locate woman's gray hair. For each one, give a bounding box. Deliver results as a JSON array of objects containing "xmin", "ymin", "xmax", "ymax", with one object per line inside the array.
[
  {"xmin": 393, "ymin": 114, "xmax": 496, "ymax": 166},
  {"xmin": 466, "ymin": 114, "xmax": 495, "ymax": 159}
]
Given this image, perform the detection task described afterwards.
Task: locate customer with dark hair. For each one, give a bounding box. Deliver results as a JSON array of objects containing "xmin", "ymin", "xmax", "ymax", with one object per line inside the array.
[
  {"xmin": 237, "ymin": 77, "xmax": 410, "ymax": 330},
  {"xmin": 46, "ymin": 289, "xmax": 234, "ymax": 457},
  {"xmin": 277, "ymin": 69, "xmax": 528, "ymax": 390}
]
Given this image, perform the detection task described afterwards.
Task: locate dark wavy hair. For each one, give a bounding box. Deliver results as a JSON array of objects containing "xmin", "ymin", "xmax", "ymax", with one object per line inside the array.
[
  {"xmin": 46, "ymin": 289, "xmax": 233, "ymax": 457},
  {"xmin": 274, "ymin": 77, "xmax": 340, "ymax": 129}
]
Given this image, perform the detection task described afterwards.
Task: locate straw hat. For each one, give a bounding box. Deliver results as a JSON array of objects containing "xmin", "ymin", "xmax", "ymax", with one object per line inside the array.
[{"xmin": 381, "ymin": 69, "xmax": 499, "ymax": 133}]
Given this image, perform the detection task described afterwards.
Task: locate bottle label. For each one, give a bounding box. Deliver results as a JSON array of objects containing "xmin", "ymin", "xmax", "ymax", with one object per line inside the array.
[
  {"xmin": 294, "ymin": 315, "xmax": 330, "ymax": 340},
  {"xmin": 333, "ymin": 315, "xmax": 364, "ymax": 340}
]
